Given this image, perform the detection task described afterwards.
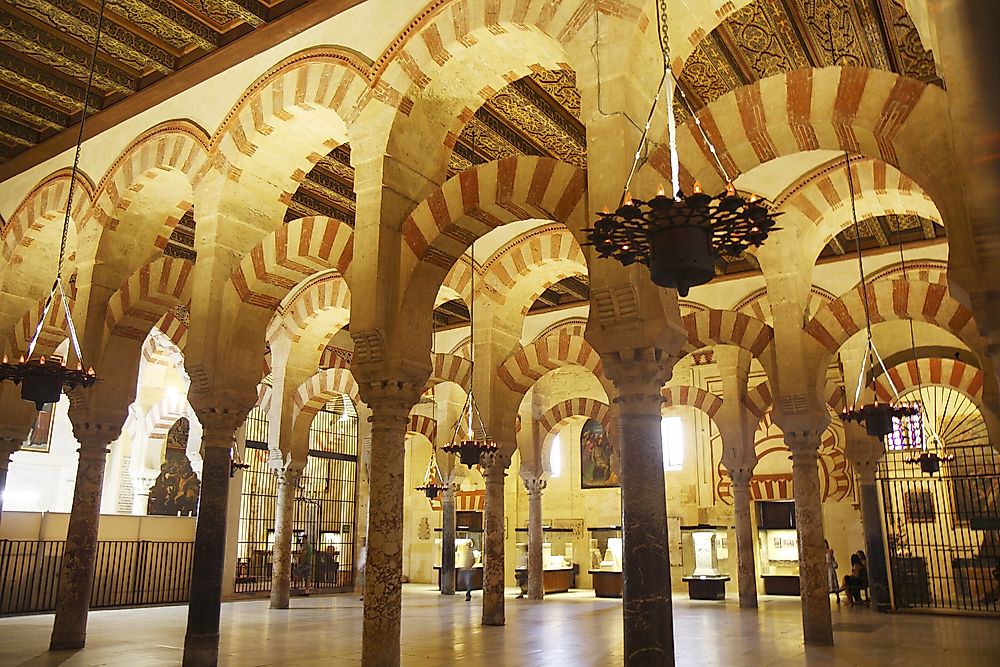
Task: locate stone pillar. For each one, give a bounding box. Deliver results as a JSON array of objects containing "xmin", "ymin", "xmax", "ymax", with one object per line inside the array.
[
  {"xmin": 842, "ymin": 422, "xmax": 890, "ymax": 612},
  {"xmin": 611, "ymin": 356, "xmax": 675, "ymax": 666},
  {"xmin": 524, "ymin": 477, "xmax": 546, "ymax": 600},
  {"xmin": 481, "ymin": 453, "xmax": 507, "ymax": 625},
  {"xmin": 49, "ymin": 435, "xmax": 112, "ymax": 650},
  {"xmin": 362, "ymin": 390, "xmax": 415, "ymax": 667},
  {"xmin": 183, "ymin": 420, "xmax": 242, "ymax": 667},
  {"xmin": 440, "ymin": 482, "xmax": 458, "ymax": 595},
  {"xmin": 0, "ymin": 436, "xmax": 22, "ymax": 519},
  {"xmin": 730, "ymin": 469, "xmax": 758, "ymax": 609},
  {"xmin": 269, "ymin": 465, "xmax": 303, "ymax": 609},
  {"xmin": 786, "ymin": 433, "xmax": 834, "ymax": 645}
]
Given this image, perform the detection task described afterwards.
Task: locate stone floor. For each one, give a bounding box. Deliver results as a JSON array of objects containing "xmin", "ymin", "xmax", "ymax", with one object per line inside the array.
[{"xmin": 1, "ymin": 585, "xmax": 998, "ymax": 666}]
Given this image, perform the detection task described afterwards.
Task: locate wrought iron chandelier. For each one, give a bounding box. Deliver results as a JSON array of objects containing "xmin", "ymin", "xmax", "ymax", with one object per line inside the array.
[
  {"xmin": 584, "ymin": 0, "xmax": 779, "ymax": 296},
  {"xmin": 0, "ymin": 1, "xmax": 106, "ymax": 408},
  {"xmin": 440, "ymin": 240, "xmax": 498, "ymax": 467},
  {"xmin": 837, "ymin": 151, "xmax": 917, "ymax": 439}
]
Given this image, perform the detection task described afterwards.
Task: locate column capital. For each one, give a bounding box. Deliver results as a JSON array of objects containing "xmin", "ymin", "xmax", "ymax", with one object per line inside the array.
[
  {"xmin": 480, "ymin": 450, "xmax": 509, "ymax": 478},
  {"xmin": 277, "ymin": 464, "xmax": 304, "ymax": 486},
  {"xmin": 784, "ymin": 430, "xmax": 823, "ymax": 456},
  {"xmin": 364, "ymin": 381, "xmax": 422, "ymax": 427},
  {"xmin": 523, "ymin": 477, "xmax": 547, "ymax": 494},
  {"xmin": 728, "ymin": 468, "xmax": 754, "ymax": 487},
  {"xmin": 602, "ymin": 348, "xmax": 674, "ymax": 415},
  {"xmin": 196, "ymin": 402, "xmax": 255, "ymax": 442},
  {"xmin": 842, "ymin": 421, "xmax": 884, "ymax": 486},
  {"xmin": 0, "ymin": 435, "xmax": 23, "ymax": 464}
]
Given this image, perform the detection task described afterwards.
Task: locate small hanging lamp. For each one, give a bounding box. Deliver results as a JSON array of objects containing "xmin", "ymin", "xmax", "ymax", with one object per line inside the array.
[
  {"xmin": 0, "ymin": 1, "xmax": 107, "ymax": 408},
  {"xmin": 837, "ymin": 152, "xmax": 917, "ymax": 439},
  {"xmin": 440, "ymin": 238, "xmax": 498, "ymax": 467},
  {"xmin": 583, "ymin": 0, "xmax": 780, "ymax": 296}
]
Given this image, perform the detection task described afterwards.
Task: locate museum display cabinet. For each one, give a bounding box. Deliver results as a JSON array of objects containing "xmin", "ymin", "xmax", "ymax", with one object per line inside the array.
[
  {"xmin": 433, "ymin": 520, "xmax": 484, "ymax": 591},
  {"xmin": 586, "ymin": 526, "xmax": 623, "ymax": 598},
  {"xmin": 680, "ymin": 524, "xmax": 731, "ymax": 600},
  {"xmin": 757, "ymin": 500, "xmax": 801, "ymax": 595},
  {"xmin": 514, "ymin": 526, "xmax": 577, "ymax": 593}
]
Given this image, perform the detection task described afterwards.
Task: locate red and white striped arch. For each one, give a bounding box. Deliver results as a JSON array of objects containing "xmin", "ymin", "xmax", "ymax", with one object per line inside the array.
[
  {"xmin": 104, "ymin": 257, "xmax": 193, "ymax": 345},
  {"xmin": 291, "ymin": 367, "xmax": 360, "ymax": 423},
  {"xmin": 537, "ymin": 397, "xmax": 611, "ymax": 438},
  {"xmin": 428, "ymin": 352, "xmax": 472, "ymax": 391},
  {"xmin": 407, "ymin": 414, "xmax": 437, "ymax": 445},
  {"xmin": 733, "ymin": 286, "xmax": 836, "ymax": 327},
  {"xmin": 743, "ymin": 381, "xmax": 772, "ymax": 420},
  {"xmin": 267, "ymin": 271, "xmax": 351, "ymax": 343},
  {"xmin": 874, "ymin": 358, "xmax": 984, "ymax": 403},
  {"xmin": 231, "ymin": 216, "xmax": 353, "ymax": 311},
  {"xmin": 131, "ymin": 393, "xmax": 195, "ymax": 447},
  {"xmin": 205, "ymin": 47, "xmax": 372, "ymax": 189},
  {"xmin": 654, "ymin": 68, "xmax": 956, "ymax": 215},
  {"xmin": 479, "ymin": 224, "xmax": 587, "ymax": 316},
  {"xmin": 661, "ymin": 385, "xmax": 724, "ymax": 421},
  {"xmin": 154, "ymin": 307, "xmax": 189, "ymax": 353},
  {"xmin": 10, "ymin": 289, "xmax": 71, "ymax": 357},
  {"xmin": 436, "ymin": 256, "xmax": 474, "ymax": 309},
  {"xmin": 497, "ymin": 332, "xmax": 602, "ymax": 395},
  {"xmin": 400, "ymin": 157, "xmax": 586, "ymax": 275},
  {"xmin": 866, "ymin": 260, "xmax": 948, "ymax": 288},
  {"xmin": 682, "ymin": 309, "xmax": 774, "ymax": 372},
  {"xmin": 2, "ymin": 168, "xmax": 92, "ymax": 262},
  {"xmin": 805, "ymin": 279, "xmax": 980, "ymax": 355},
  {"xmin": 532, "ymin": 317, "xmax": 587, "ymax": 343},
  {"xmin": 88, "ymin": 122, "xmax": 208, "ymax": 232}
]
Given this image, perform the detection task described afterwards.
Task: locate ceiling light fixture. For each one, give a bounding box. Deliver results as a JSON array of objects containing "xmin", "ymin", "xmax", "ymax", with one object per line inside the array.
[
  {"xmin": 837, "ymin": 152, "xmax": 917, "ymax": 439},
  {"xmin": 584, "ymin": 0, "xmax": 779, "ymax": 296}
]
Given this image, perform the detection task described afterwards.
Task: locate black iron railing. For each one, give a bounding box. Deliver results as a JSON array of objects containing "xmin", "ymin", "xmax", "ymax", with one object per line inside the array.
[{"xmin": 0, "ymin": 539, "xmax": 194, "ymax": 614}]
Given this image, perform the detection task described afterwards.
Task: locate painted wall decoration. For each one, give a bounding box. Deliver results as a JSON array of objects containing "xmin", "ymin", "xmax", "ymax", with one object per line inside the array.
[
  {"xmin": 21, "ymin": 403, "xmax": 54, "ymax": 453},
  {"xmin": 147, "ymin": 418, "xmax": 201, "ymax": 516},
  {"xmin": 581, "ymin": 419, "xmax": 619, "ymax": 488}
]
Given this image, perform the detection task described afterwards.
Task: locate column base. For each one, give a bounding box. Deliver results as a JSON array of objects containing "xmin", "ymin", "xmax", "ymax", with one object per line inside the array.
[
  {"xmin": 183, "ymin": 632, "xmax": 220, "ymax": 667},
  {"xmin": 482, "ymin": 613, "xmax": 505, "ymax": 626},
  {"xmin": 49, "ymin": 634, "xmax": 85, "ymax": 651}
]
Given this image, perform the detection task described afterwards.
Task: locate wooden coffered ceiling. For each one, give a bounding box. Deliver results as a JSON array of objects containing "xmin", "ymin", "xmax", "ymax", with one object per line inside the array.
[{"xmin": 0, "ymin": 0, "xmax": 316, "ymax": 162}]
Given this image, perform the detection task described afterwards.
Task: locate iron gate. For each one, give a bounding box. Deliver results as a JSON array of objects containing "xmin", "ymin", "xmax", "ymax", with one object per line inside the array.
[{"xmin": 878, "ymin": 388, "xmax": 1000, "ymax": 614}]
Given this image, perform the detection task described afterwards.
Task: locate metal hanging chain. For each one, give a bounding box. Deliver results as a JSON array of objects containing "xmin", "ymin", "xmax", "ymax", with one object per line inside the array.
[
  {"xmin": 25, "ymin": 0, "xmax": 109, "ymax": 364},
  {"xmin": 846, "ymin": 151, "xmax": 877, "ymax": 406}
]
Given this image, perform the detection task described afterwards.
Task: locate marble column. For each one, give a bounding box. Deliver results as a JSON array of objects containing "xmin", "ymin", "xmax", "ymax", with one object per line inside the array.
[
  {"xmin": 730, "ymin": 469, "xmax": 758, "ymax": 609},
  {"xmin": 615, "ymin": 368, "xmax": 674, "ymax": 666},
  {"xmin": 269, "ymin": 465, "xmax": 303, "ymax": 609},
  {"xmin": 786, "ymin": 433, "xmax": 834, "ymax": 645},
  {"xmin": 481, "ymin": 452, "xmax": 507, "ymax": 626},
  {"xmin": 440, "ymin": 483, "xmax": 458, "ymax": 595},
  {"xmin": 0, "ymin": 436, "xmax": 23, "ymax": 520},
  {"xmin": 854, "ymin": 460, "xmax": 890, "ymax": 611},
  {"xmin": 524, "ymin": 477, "xmax": 546, "ymax": 601},
  {"xmin": 361, "ymin": 392, "xmax": 413, "ymax": 667},
  {"xmin": 49, "ymin": 435, "xmax": 112, "ymax": 650},
  {"xmin": 182, "ymin": 425, "xmax": 239, "ymax": 667}
]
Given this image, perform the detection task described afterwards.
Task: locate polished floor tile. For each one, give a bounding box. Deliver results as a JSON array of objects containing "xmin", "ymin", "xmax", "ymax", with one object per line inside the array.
[{"xmin": 0, "ymin": 586, "xmax": 998, "ymax": 666}]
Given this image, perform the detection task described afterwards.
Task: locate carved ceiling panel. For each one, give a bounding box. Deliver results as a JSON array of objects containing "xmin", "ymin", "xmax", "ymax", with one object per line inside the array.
[{"xmin": 0, "ymin": 0, "xmax": 309, "ymax": 161}]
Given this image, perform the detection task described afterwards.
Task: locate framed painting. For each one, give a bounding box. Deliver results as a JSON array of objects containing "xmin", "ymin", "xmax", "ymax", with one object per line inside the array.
[
  {"xmin": 21, "ymin": 402, "xmax": 54, "ymax": 453},
  {"xmin": 580, "ymin": 419, "xmax": 619, "ymax": 488}
]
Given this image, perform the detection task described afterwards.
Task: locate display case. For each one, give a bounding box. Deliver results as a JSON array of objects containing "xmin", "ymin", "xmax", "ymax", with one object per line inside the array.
[
  {"xmin": 587, "ymin": 526, "xmax": 623, "ymax": 598},
  {"xmin": 680, "ymin": 524, "xmax": 731, "ymax": 600},
  {"xmin": 433, "ymin": 522, "xmax": 484, "ymax": 591},
  {"xmin": 513, "ymin": 526, "xmax": 577, "ymax": 593},
  {"xmin": 757, "ymin": 501, "xmax": 800, "ymax": 595}
]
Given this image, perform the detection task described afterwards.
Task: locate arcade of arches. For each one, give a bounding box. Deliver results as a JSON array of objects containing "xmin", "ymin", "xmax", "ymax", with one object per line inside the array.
[{"xmin": 0, "ymin": 1, "xmax": 998, "ymax": 666}]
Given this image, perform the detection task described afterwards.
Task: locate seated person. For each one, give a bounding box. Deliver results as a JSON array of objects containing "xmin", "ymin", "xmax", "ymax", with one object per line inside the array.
[{"xmin": 841, "ymin": 553, "xmax": 866, "ymax": 606}]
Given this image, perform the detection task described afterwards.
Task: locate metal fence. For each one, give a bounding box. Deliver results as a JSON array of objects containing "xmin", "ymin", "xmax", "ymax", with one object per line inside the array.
[{"xmin": 0, "ymin": 539, "xmax": 194, "ymax": 615}]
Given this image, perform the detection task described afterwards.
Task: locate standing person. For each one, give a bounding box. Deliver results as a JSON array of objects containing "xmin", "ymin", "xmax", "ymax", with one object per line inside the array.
[
  {"xmin": 298, "ymin": 536, "xmax": 315, "ymax": 596},
  {"xmin": 825, "ymin": 540, "xmax": 840, "ymax": 604},
  {"xmin": 460, "ymin": 543, "xmax": 476, "ymax": 601}
]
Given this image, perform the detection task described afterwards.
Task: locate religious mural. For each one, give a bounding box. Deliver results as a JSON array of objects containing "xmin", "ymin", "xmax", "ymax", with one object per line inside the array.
[
  {"xmin": 147, "ymin": 418, "xmax": 201, "ymax": 516},
  {"xmin": 581, "ymin": 419, "xmax": 618, "ymax": 488}
]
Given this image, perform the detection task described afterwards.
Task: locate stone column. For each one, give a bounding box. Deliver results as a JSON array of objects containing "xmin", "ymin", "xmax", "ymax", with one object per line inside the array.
[
  {"xmin": 843, "ymin": 423, "xmax": 890, "ymax": 612},
  {"xmin": 440, "ymin": 482, "xmax": 458, "ymax": 595},
  {"xmin": 269, "ymin": 465, "xmax": 303, "ymax": 609},
  {"xmin": 610, "ymin": 355, "xmax": 675, "ymax": 666},
  {"xmin": 481, "ymin": 452, "xmax": 507, "ymax": 625},
  {"xmin": 362, "ymin": 389, "xmax": 416, "ymax": 667},
  {"xmin": 0, "ymin": 436, "xmax": 23, "ymax": 519},
  {"xmin": 786, "ymin": 433, "xmax": 834, "ymax": 645},
  {"xmin": 729, "ymin": 469, "xmax": 758, "ymax": 609},
  {"xmin": 183, "ymin": 419, "xmax": 242, "ymax": 667},
  {"xmin": 49, "ymin": 434, "xmax": 112, "ymax": 650},
  {"xmin": 524, "ymin": 477, "xmax": 546, "ymax": 600}
]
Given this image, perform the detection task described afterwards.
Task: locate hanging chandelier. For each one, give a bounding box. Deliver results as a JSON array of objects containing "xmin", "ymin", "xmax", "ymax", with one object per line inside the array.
[
  {"xmin": 903, "ymin": 451, "xmax": 954, "ymax": 477},
  {"xmin": 0, "ymin": 1, "xmax": 106, "ymax": 409},
  {"xmin": 440, "ymin": 240, "xmax": 498, "ymax": 468},
  {"xmin": 584, "ymin": 1, "xmax": 779, "ymax": 296},
  {"xmin": 837, "ymin": 152, "xmax": 917, "ymax": 439}
]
